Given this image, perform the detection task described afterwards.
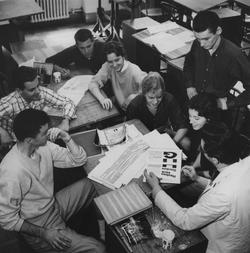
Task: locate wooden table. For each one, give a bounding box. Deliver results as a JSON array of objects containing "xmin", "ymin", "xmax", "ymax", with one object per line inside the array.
[
  {"xmin": 82, "ymin": 119, "xmax": 207, "ymax": 253},
  {"xmin": 47, "ymin": 68, "xmax": 120, "ymax": 132}
]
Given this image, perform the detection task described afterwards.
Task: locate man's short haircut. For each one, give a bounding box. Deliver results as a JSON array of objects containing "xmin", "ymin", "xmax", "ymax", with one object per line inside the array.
[
  {"xmin": 202, "ymin": 122, "xmax": 241, "ymax": 165},
  {"xmin": 193, "ymin": 10, "xmax": 220, "ymax": 34},
  {"xmin": 13, "ymin": 109, "xmax": 50, "ymax": 141},
  {"xmin": 141, "ymin": 72, "xmax": 165, "ymax": 95},
  {"xmin": 15, "ymin": 66, "xmax": 37, "ymax": 90},
  {"xmin": 104, "ymin": 41, "xmax": 125, "ymax": 58},
  {"xmin": 188, "ymin": 92, "xmax": 219, "ymax": 121},
  {"xmin": 74, "ymin": 29, "xmax": 93, "ymax": 43}
]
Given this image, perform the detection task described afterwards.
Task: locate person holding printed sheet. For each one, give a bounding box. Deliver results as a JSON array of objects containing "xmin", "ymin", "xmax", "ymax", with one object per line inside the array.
[{"xmin": 145, "ymin": 129, "xmax": 250, "ymax": 253}]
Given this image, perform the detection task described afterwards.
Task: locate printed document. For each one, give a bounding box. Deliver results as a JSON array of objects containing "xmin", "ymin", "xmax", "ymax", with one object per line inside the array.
[{"xmin": 58, "ymin": 75, "xmax": 92, "ymax": 105}]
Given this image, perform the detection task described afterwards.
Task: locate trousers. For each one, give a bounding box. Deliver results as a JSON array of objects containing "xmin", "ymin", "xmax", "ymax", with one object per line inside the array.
[{"xmin": 22, "ymin": 179, "xmax": 105, "ymax": 253}]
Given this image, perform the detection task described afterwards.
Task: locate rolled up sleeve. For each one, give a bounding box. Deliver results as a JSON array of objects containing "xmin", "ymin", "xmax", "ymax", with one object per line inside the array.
[{"xmin": 48, "ymin": 142, "xmax": 87, "ymax": 168}]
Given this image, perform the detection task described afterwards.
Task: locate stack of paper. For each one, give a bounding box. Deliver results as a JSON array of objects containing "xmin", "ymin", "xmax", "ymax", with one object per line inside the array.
[
  {"xmin": 88, "ymin": 128, "xmax": 184, "ymax": 189},
  {"xmin": 147, "ymin": 21, "xmax": 180, "ymax": 35}
]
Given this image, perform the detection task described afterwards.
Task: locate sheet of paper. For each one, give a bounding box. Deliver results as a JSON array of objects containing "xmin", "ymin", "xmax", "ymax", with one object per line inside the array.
[
  {"xmin": 147, "ymin": 21, "xmax": 180, "ymax": 35},
  {"xmin": 143, "ymin": 32, "xmax": 185, "ymax": 55},
  {"xmin": 57, "ymin": 75, "xmax": 92, "ymax": 105},
  {"xmin": 146, "ymin": 148, "xmax": 182, "ymax": 184},
  {"xmin": 19, "ymin": 57, "xmax": 35, "ymax": 67},
  {"xmin": 174, "ymin": 30, "xmax": 195, "ymax": 43}
]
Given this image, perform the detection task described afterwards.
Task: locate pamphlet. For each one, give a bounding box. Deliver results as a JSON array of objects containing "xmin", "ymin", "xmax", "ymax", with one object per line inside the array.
[{"xmin": 146, "ymin": 148, "xmax": 182, "ymax": 184}]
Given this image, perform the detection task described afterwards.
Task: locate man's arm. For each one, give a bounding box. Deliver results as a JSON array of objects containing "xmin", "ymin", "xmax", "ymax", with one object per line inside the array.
[
  {"xmin": 173, "ymin": 128, "xmax": 188, "ymax": 144},
  {"xmin": 144, "ymin": 170, "xmax": 230, "ymax": 231},
  {"xmin": 20, "ymin": 220, "xmax": 71, "ymax": 251},
  {"xmin": 40, "ymin": 87, "xmax": 76, "ymax": 131},
  {"xmin": 183, "ymin": 41, "xmax": 198, "ymax": 99},
  {"xmin": 47, "ymin": 128, "xmax": 87, "ymax": 168},
  {"xmin": 227, "ymin": 53, "xmax": 250, "ymax": 108},
  {"xmin": 88, "ymin": 63, "xmax": 112, "ymax": 110}
]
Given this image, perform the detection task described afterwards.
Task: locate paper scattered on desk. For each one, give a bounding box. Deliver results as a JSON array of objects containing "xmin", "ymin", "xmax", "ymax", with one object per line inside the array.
[
  {"xmin": 57, "ymin": 75, "xmax": 92, "ymax": 105},
  {"xmin": 88, "ymin": 128, "xmax": 184, "ymax": 189},
  {"xmin": 147, "ymin": 21, "xmax": 180, "ymax": 35},
  {"xmin": 143, "ymin": 32, "xmax": 186, "ymax": 55}
]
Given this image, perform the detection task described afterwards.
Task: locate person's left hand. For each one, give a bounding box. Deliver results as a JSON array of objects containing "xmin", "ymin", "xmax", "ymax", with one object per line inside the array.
[
  {"xmin": 47, "ymin": 127, "xmax": 69, "ymax": 142},
  {"xmin": 144, "ymin": 170, "xmax": 162, "ymax": 198}
]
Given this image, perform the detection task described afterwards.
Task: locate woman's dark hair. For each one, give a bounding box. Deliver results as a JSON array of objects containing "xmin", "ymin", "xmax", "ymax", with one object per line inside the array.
[
  {"xmin": 141, "ymin": 72, "xmax": 165, "ymax": 95},
  {"xmin": 13, "ymin": 109, "xmax": 50, "ymax": 141},
  {"xmin": 104, "ymin": 41, "xmax": 125, "ymax": 58},
  {"xmin": 193, "ymin": 10, "xmax": 220, "ymax": 34},
  {"xmin": 188, "ymin": 93, "xmax": 219, "ymax": 121}
]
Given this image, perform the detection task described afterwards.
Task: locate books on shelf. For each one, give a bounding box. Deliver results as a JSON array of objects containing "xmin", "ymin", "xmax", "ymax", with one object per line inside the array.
[{"xmin": 94, "ymin": 182, "xmax": 152, "ymax": 225}]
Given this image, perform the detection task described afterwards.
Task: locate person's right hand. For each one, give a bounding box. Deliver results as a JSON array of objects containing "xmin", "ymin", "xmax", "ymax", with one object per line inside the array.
[
  {"xmin": 187, "ymin": 87, "xmax": 198, "ymax": 99},
  {"xmin": 54, "ymin": 65, "xmax": 71, "ymax": 79},
  {"xmin": 42, "ymin": 228, "xmax": 72, "ymax": 250},
  {"xmin": 182, "ymin": 165, "xmax": 198, "ymax": 181},
  {"xmin": 100, "ymin": 98, "xmax": 113, "ymax": 110}
]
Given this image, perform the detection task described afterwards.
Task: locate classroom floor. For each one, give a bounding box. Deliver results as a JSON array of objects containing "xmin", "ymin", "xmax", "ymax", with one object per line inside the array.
[{"xmin": 10, "ymin": 22, "xmax": 94, "ymax": 65}]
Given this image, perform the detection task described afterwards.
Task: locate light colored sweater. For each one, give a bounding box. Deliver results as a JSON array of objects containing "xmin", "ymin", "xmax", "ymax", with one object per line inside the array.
[
  {"xmin": 89, "ymin": 60, "xmax": 146, "ymax": 109},
  {"xmin": 0, "ymin": 142, "xmax": 87, "ymax": 231}
]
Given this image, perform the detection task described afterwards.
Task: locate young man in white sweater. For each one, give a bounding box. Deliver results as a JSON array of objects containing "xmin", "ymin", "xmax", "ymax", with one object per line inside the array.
[
  {"xmin": 89, "ymin": 41, "xmax": 147, "ymax": 111},
  {"xmin": 0, "ymin": 109, "xmax": 105, "ymax": 253}
]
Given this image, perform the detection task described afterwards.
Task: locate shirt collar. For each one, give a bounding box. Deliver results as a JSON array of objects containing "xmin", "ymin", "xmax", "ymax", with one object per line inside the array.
[{"xmin": 120, "ymin": 59, "xmax": 129, "ymax": 72}]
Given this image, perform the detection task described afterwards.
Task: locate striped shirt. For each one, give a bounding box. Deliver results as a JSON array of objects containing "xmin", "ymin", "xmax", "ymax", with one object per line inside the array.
[{"xmin": 0, "ymin": 86, "xmax": 76, "ymax": 139}]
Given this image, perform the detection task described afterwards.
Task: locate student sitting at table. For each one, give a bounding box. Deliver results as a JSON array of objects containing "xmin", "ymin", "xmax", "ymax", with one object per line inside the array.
[
  {"xmin": 0, "ymin": 66, "xmax": 76, "ymax": 144},
  {"xmin": 126, "ymin": 71, "xmax": 190, "ymax": 151},
  {"xmin": 145, "ymin": 128, "xmax": 250, "ymax": 253},
  {"xmin": 88, "ymin": 41, "xmax": 147, "ymax": 111},
  {"xmin": 0, "ymin": 108, "xmax": 105, "ymax": 253},
  {"xmin": 46, "ymin": 28, "xmax": 106, "ymax": 77}
]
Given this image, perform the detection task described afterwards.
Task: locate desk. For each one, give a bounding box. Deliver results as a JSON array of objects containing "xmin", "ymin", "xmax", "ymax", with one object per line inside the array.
[
  {"xmin": 0, "ymin": 0, "xmax": 43, "ymax": 22},
  {"xmin": 83, "ymin": 119, "xmax": 207, "ymax": 252},
  {"xmin": 122, "ymin": 17, "xmax": 159, "ymax": 63},
  {"xmin": 47, "ymin": 69, "xmax": 120, "ymax": 132},
  {"xmin": 132, "ymin": 22, "xmax": 193, "ymax": 71},
  {"xmin": 0, "ymin": 0, "xmax": 43, "ymax": 71},
  {"xmin": 165, "ymin": 0, "xmax": 227, "ymax": 13}
]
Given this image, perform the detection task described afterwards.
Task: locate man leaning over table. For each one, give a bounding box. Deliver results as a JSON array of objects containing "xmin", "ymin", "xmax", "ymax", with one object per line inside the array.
[
  {"xmin": 88, "ymin": 41, "xmax": 147, "ymax": 111},
  {"xmin": 145, "ymin": 129, "xmax": 250, "ymax": 253},
  {"xmin": 0, "ymin": 109, "xmax": 105, "ymax": 253},
  {"xmin": 183, "ymin": 11, "xmax": 250, "ymax": 126},
  {"xmin": 0, "ymin": 66, "xmax": 76, "ymax": 145},
  {"xmin": 46, "ymin": 28, "xmax": 106, "ymax": 77}
]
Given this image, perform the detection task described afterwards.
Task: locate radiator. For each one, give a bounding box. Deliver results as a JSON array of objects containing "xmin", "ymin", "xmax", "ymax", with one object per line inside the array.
[{"xmin": 31, "ymin": 0, "xmax": 69, "ymax": 23}]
